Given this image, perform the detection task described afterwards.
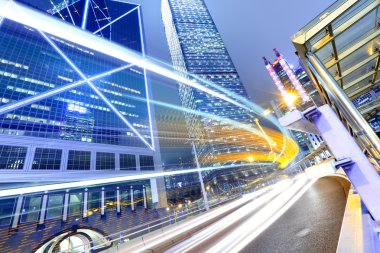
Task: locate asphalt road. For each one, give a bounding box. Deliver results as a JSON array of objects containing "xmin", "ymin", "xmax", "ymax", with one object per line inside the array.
[{"xmin": 241, "ymin": 177, "xmax": 349, "ymax": 253}]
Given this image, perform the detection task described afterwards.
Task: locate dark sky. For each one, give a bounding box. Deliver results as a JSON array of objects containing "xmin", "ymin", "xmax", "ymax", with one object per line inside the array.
[
  {"xmin": 19, "ymin": 0, "xmax": 335, "ymax": 106},
  {"xmin": 129, "ymin": 0, "xmax": 335, "ymax": 106}
]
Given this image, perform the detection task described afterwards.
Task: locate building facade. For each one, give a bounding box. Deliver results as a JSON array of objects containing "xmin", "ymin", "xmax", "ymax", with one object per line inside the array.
[
  {"xmin": 264, "ymin": 50, "xmax": 324, "ymax": 154},
  {"xmin": 0, "ymin": 1, "xmax": 169, "ymax": 251},
  {"xmin": 161, "ymin": 0, "xmax": 254, "ymax": 170},
  {"xmin": 0, "ymin": 0, "xmax": 163, "ymax": 176}
]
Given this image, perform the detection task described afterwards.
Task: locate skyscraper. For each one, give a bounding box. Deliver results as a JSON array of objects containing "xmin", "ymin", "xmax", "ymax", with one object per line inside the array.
[
  {"xmin": 162, "ymin": 0, "xmax": 253, "ymax": 170},
  {"xmin": 263, "ymin": 50, "xmax": 324, "ymax": 155},
  {"xmin": 0, "ymin": 1, "xmax": 166, "ymax": 205}
]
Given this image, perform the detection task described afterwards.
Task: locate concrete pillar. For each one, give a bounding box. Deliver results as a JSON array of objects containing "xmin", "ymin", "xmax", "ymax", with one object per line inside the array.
[
  {"xmin": 116, "ymin": 187, "xmax": 121, "ymax": 213},
  {"xmin": 136, "ymin": 155, "xmax": 140, "ymax": 171},
  {"xmin": 39, "ymin": 193, "xmax": 48, "ymax": 225},
  {"xmin": 101, "ymin": 187, "xmax": 105, "ymax": 215},
  {"xmin": 115, "ymin": 153, "xmax": 120, "ymax": 171},
  {"xmin": 60, "ymin": 149, "xmax": 69, "ymax": 171},
  {"xmin": 24, "ymin": 146, "xmax": 36, "ymax": 171},
  {"xmin": 150, "ymin": 178, "xmax": 168, "ymax": 208},
  {"xmin": 143, "ymin": 185, "xmax": 147, "ymax": 209},
  {"xmin": 130, "ymin": 186, "xmax": 134, "ymax": 212},
  {"xmin": 62, "ymin": 190, "xmax": 69, "ymax": 222},
  {"xmin": 11, "ymin": 195, "xmax": 23, "ymax": 228},
  {"xmin": 83, "ymin": 188, "xmax": 88, "ymax": 218},
  {"xmin": 90, "ymin": 150, "xmax": 96, "ymax": 171}
]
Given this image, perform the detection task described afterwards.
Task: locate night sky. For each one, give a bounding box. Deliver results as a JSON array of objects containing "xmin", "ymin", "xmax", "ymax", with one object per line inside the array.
[
  {"xmin": 128, "ymin": 0, "xmax": 335, "ymax": 107},
  {"xmin": 17, "ymin": 0, "xmax": 335, "ymax": 107}
]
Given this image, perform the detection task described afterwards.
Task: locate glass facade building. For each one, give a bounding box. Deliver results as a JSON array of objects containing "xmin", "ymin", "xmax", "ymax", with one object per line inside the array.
[
  {"xmin": 0, "ymin": 0, "xmax": 160, "ymax": 173},
  {"xmin": 161, "ymin": 0, "xmax": 254, "ymax": 170},
  {"xmin": 263, "ymin": 51, "xmax": 324, "ymax": 154}
]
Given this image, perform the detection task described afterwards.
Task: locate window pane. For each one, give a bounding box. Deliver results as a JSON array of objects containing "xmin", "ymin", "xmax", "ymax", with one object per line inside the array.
[
  {"xmin": 140, "ymin": 155, "xmax": 154, "ymax": 171},
  {"xmin": 67, "ymin": 150, "xmax": 91, "ymax": 170},
  {"xmin": 105, "ymin": 191, "xmax": 116, "ymax": 211},
  {"xmin": 0, "ymin": 198, "xmax": 16, "ymax": 226},
  {"xmin": 134, "ymin": 189, "xmax": 143, "ymax": 207},
  {"xmin": 0, "ymin": 145, "xmax": 27, "ymax": 170},
  {"xmin": 96, "ymin": 152, "xmax": 115, "ymax": 170},
  {"xmin": 32, "ymin": 148, "xmax": 62, "ymax": 170},
  {"xmin": 69, "ymin": 193, "xmax": 83, "ymax": 215},
  {"xmin": 88, "ymin": 192, "xmax": 100, "ymax": 212},
  {"xmin": 121, "ymin": 190, "xmax": 130, "ymax": 209},
  {"xmin": 21, "ymin": 196, "xmax": 41, "ymax": 223},
  {"xmin": 46, "ymin": 194, "xmax": 63, "ymax": 219},
  {"xmin": 120, "ymin": 154, "xmax": 136, "ymax": 170}
]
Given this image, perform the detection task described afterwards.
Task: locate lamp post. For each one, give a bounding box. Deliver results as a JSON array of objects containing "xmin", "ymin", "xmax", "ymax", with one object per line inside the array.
[{"xmin": 191, "ymin": 141, "xmax": 210, "ymax": 211}]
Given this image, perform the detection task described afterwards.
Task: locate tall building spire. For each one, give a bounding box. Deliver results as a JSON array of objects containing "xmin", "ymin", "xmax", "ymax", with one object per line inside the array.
[{"xmin": 273, "ymin": 48, "xmax": 311, "ymax": 103}]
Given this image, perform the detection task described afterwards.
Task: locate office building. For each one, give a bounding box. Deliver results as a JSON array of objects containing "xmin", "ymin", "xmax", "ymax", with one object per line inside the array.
[
  {"xmin": 264, "ymin": 50, "xmax": 324, "ymax": 154},
  {"xmin": 161, "ymin": 0, "xmax": 254, "ymax": 168},
  {"xmin": 0, "ymin": 0, "xmax": 166, "ymax": 202}
]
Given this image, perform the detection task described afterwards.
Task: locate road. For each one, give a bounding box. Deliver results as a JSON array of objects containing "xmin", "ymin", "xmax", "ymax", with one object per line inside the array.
[
  {"xmin": 164, "ymin": 177, "xmax": 349, "ymax": 253},
  {"xmin": 241, "ymin": 177, "xmax": 349, "ymax": 253}
]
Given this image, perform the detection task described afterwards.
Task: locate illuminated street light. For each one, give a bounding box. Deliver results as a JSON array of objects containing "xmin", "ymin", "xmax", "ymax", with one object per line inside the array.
[{"xmin": 283, "ymin": 93, "xmax": 298, "ymax": 108}]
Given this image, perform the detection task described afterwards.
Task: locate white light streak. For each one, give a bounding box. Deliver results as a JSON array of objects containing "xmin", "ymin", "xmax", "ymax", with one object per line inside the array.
[
  {"xmin": 168, "ymin": 180, "xmax": 292, "ymax": 253},
  {"xmin": 125, "ymin": 181, "xmax": 292, "ymax": 253},
  {"xmin": 93, "ymin": 6, "xmax": 139, "ymax": 35},
  {"xmin": 0, "ymin": 63, "xmax": 134, "ymax": 116},
  {"xmin": 39, "ymin": 30, "xmax": 154, "ymax": 150},
  {"xmin": 0, "ymin": 163, "xmax": 264, "ymax": 197},
  {"xmin": 206, "ymin": 178, "xmax": 315, "ymax": 253},
  {"xmin": 81, "ymin": 0, "xmax": 91, "ymax": 29}
]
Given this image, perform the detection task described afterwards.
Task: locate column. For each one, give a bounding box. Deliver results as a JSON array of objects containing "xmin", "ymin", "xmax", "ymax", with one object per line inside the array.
[
  {"xmin": 116, "ymin": 187, "xmax": 121, "ymax": 214},
  {"xmin": 135, "ymin": 155, "xmax": 140, "ymax": 171},
  {"xmin": 11, "ymin": 195, "xmax": 24, "ymax": 228},
  {"xmin": 62, "ymin": 190, "xmax": 69, "ymax": 222},
  {"xmin": 90, "ymin": 150, "xmax": 96, "ymax": 171},
  {"xmin": 60, "ymin": 149, "xmax": 69, "ymax": 171},
  {"xmin": 115, "ymin": 153, "xmax": 121, "ymax": 171},
  {"xmin": 130, "ymin": 186, "xmax": 134, "ymax": 212},
  {"xmin": 143, "ymin": 185, "xmax": 147, "ymax": 209},
  {"xmin": 83, "ymin": 188, "xmax": 88, "ymax": 218},
  {"xmin": 39, "ymin": 193, "xmax": 48, "ymax": 225},
  {"xmin": 101, "ymin": 187, "xmax": 105, "ymax": 216},
  {"xmin": 24, "ymin": 146, "xmax": 36, "ymax": 171}
]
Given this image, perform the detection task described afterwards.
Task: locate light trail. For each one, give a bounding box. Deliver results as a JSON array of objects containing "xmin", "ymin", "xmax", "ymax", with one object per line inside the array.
[
  {"xmin": 122, "ymin": 180, "xmax": 293, "ymax": 253},
  {"xmin": 167, "ymin": 180, "xmax": 293, "ymax": 253},
  {"xmin": 4, "ymin": 1, "xmax": 300, "ymax": 168},
  {"xmin": 206, "ymin": 178, "xmax": 316, "ymax": 253},
  {"xmin": 0, "ymin": 163, "xmax": 269, "ymax": 197}
]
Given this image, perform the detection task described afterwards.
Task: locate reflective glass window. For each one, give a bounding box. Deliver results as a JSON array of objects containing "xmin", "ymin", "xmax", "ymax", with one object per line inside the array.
[
  {"xmin": 140, "ymin": 155, "xmax": 154, "ymax": 171},
  {"xmin": 67, "ymin": 150, "xmax": 91, "ymax": 170},
  {"xmin": 0, "ymin": 198, "xmax": 16, "ymax": 226},
  {"xmin": 0, "ymin": 145, "xmax": 27, "ymax": 170},
  {"xmin": 88, "ymin": 192, "xmax": 100, "ymax": 212},
  {"xmin": 69, "ymin": 192, "xmax": 83, "ymax": 215},
  {"xmin": 46, "ymin": 194, "xmax": 64, "ymax": 219},
  {"xmin": 20, "ymin": 195, "xmax": 41, "ymax": 223},
  {"xmin": 105, "ymin": 191, "xmax": 116, "ymax": 211},
  {"xmin": 32, "ymin": 148, "xmax": 62, "ymax": 170},
  {"xmin": 96, "ymin": 152, "xmax": 115, "ymax": 170},
  {"xmin": 120, "ymin": 154, "xmax": 136, "ymax": 170}
]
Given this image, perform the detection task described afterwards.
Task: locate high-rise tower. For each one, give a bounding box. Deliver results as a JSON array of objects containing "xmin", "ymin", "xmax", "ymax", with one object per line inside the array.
[{"xmin": 162, "ymin": 0, "xmax": 253, "ymax": 171}]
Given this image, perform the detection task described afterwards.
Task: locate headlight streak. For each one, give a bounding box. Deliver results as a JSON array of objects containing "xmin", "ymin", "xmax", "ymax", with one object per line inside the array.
[
  {"xmin": 205, "ymin": 178, "xmax": 316, "ymax": 253},
  {"xmin": 0, "ymin": 163, "xmax": 269, "ymax": 197},
  {"xmin": 123, "ymin": 180, "xmax": 293, "ymax": 253},
  {"xmin": 166, "ymin": 180, "xmax": 293, "ymax": 253},
  {"xmin": 2, "ymin": 1, "xmax": 298, "ymax": 168}
]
